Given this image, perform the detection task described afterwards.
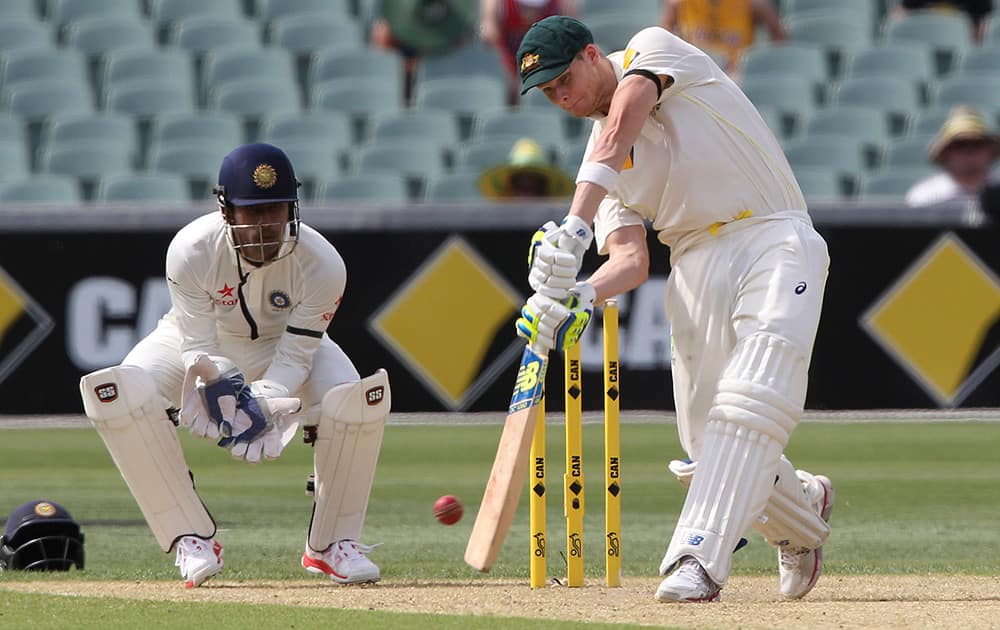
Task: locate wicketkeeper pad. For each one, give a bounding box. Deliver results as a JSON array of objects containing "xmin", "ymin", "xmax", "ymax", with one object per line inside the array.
[
  {"xmin": 80, "ymin": 366, "xmax": 215, "ymax": 551},
  {"xmin": 307, "ymin": 370, "xmax": 390, "ymax": 551},
  {"xmin": 660, "ymin": 333, "xmax": 808, "ymax": 585}
]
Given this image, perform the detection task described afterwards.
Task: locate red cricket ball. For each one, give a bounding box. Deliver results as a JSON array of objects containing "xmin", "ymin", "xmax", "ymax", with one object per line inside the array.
[{"xmin": 433, "ymin": 494, "xmax": 463, "ymax": 525}]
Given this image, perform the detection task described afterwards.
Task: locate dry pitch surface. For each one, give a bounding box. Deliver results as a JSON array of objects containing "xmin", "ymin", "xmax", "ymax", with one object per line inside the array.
[{"xmin": 4, "ymin": 575, "xmax": 999, "ymax": 629}]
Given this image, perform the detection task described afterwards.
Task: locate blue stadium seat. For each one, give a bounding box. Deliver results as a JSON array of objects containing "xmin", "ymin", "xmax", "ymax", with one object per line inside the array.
[
  {"xmin": 151, "ymin": 112, "xmax": 245, "ymax": 158},
  {"xmin": 308, "ymin": 45, "xmax": 405, "ymax": 97},
  {"xmin": 859, "ymin": 166, "xmax": 936, "ymax": 198},
  {"xmin": 0, "ymin": 20, "xmax": 53, "ymax": 55},
  {"xmin": 0, "ymin": 115, "xmax": 25, "ymax": 145},
  {"xmin": 910, "ymin": 105, "xmax": 954, "ymax": 137},
  {"xmin": 43, "ymin": 113, "xmax": 139, "ymax": 165},
  {"xmin": 834, "ymin": 76, "xmax": 921, "ymax": 136},
  {"xmin": 455, "ymin": 138, "xmax": 523, "ymax": 174},
  {"xmin": 169, "ymin": 15, "xmax": 261, "ymax": 57},
  {"xmin": 931, "ymin": 75, "xmax": 1000, "ymax": 112},
  {"xmin": 65, "ymin": 16, "xmax": 155, "ymax": 59},
  {"xmin": 585, "ymin": 14, "xmax": 645, "ymax": 52},
  {"xmin": 957, "ymin": 45, "xmax": 1000, "ymax": 76},
  {"xmin": 98, "ymin": 171, "xmax": 191, "ymax": 202},
  {"xmin": 147, "ymin": 142, "xmax": 225, "ymax": 198},
  {"xmin": 278, "ymin": 141, "xmax": 341, "ymax": 200},
  {"xmin": 883, "ymin": 135, "xmax": 935, "ymax": 169},
  {"xmin": 786, "ymin": 13, "xmax": 873, "ymax": 77},
  {"xmin": 472, "ymin": 108, "xmax": 569, "ymax": 149},
  {"xmin": 739, "ymin": 74, "xmax": 816, "ymax": 137},
  {"xmin": 101, "ymin": 47, "xmax": 195, "ymax": 105},
  {"xmin": 39, "ymin": 140, "xmax": 133, "ymax": 198},
  {"xmin": 0, "ymin": 174, "xmax": 82, "ymax": 203},
  {"xmin": 805, "ymin": 106, "xmax": 889, "ymax": 168},
  {"xmin": 2, "ymin": 47, "xmax": 89, "ymax": 92},
  {"xmin": 320, "ymin": 172, "xmax": 410, "ymax": 204},
  {"xmin": 260, "ymin": 111, "xmax": 353, "ymax": 153},
  {"xmin": 369, "ymin": 108, "xmax": 461, "ymax": 147},
  {"xmin": 268, "ymin": 11, "xmax": 362, "ymax": 54},
  {"xmin": 354, "ymin": 140, "xmax": 447, "ymax": 185},
  {"xmin": 106, "ymin": 79, "xmax": 195, "ymax": 118},
  {"xmin": 792, "ymin": 166, "xmax": 842, "ymax": 201},
  {"xmin": 0, "ymin": 0, "xmax": 40, "ymax": 19},
  {"xmin": 740, "ymin": 43, "xmax": 829, "ymax": 90},
  {"xmin": 784, "ymin": 135, "xmax": 868, "ymax": 195},
  {"xmin": 149, "ymin": 0, "xmax": 245, "ymax": 35},
  {"xmin": 208, "ymin": 78, "xmax": 301, "ymax": 124},
  {"xmin": 882, "ymin": 10, "xmax": 972, "ymax": 75},
  {"xmin": 415, "ymin": 43, "xmax": 508, "ymax": 85},
  {"xmin": 845, "ymin": 44, "xmax": 935, "ymax": 104},
  {"xmin": 423, "ymin": 172, "xmax": 485, "ymax": 203},
  {"xmin": 414, "ymin": 77, "xmax": 508, "ymax": 138},
  {"xmin": 48, "ymin": 0, "xmax": 142, "ymax": 31},
  {"xmin": 5, "ymin": 79, "xmax": 94, "ymax": 123},
  {"xmin": 255, "ymin": 0, "xmax": 350, "ymax": 24},
  {"xmin": 202, "ymin": 46, "xmax": 297, "ymax": 103},
  {"xmin": 0, "ymin": 140, "xmax": 30, "ymax": 182},
  {"xmin": 311, "ymin": 78, "xmax": 403, "ymax": 140}
]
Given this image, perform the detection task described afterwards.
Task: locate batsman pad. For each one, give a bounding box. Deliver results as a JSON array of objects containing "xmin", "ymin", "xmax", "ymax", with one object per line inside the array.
[
  {"xmin": 752, "ymin": 457, "xmax": 830, "ymax": 550},
  {"xmin": 660, "ymin": 333, "xmax": 807, "ymax": 585},
  {"xmin": 80, "ymin": 366, "xmax": 215, "ymax": 552},
  {"xmin": 670, "ymin": 456, "xmax": 830, "ymax": 551},
  {"xmin": 307, "ymin": 370, "xmax": 390, "ymax": 551}
]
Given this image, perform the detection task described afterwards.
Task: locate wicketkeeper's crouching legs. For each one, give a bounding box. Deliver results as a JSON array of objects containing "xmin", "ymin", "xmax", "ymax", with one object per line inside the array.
[
  {"xmin": 80, "ymin": 365, "xmax": 224, "ymax": 587},
  {"xmin": 301, "ymin": 370, "xmax": 390, "ymax": 584}
]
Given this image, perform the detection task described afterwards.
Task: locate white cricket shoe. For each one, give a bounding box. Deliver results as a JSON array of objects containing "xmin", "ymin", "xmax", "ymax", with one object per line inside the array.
[
  {"xmin": 779, "ymin": 472, "xmax": 835, "ymax": 599},
  {"xmin": 302, "ymin": 540, "xmax": 381, "ymax": 584},
  {"xmin": 655, "ymin": 556, "xmax": 721, "ymax": 602},
  {"xmin": 175, "ymin": 536, "xmax": 223, "ymax": 588}
]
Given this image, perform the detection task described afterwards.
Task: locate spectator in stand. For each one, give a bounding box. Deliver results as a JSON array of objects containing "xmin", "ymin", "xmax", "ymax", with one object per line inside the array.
[
  {"xmin": 479, "ymin": 0, "xmax": 577, "ymax": 104},
  {"xmin": 659, "ymin": 0, "xmax": 785, "ymax": 78},
  {"xmin": 891, "ymin": 0, "xmax": 994, "ymax": 42},
  {"xmin": 906, "ymin": 106, "xmax": 1000, "ymax": 207},
  {"xmin": 369, "ymin": 0, "xmax": 477, "ymax": 102},
  {"xmin": 479, "ymin": 137, "xmax": 575, "ymax": 199}
]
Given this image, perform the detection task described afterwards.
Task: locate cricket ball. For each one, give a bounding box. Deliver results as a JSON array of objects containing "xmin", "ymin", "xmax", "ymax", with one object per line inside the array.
[{"xmin": 433, "ymin": 494, "xmax": 463, "ymax": 525}]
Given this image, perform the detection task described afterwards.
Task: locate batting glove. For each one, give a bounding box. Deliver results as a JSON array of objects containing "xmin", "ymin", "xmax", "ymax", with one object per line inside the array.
[
  {"xmin": 515, "ymin": 282, "xmax": 596, "ymax": 353},
  {"xmin": 528, "ymin": 216, "xmax": 594, "ymax": 299}
]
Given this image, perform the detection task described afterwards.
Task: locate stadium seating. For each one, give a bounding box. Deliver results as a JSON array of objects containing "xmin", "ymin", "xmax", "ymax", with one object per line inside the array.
[
  {"xmin": 739, "ymin": 74, "xmax": 816, "ymax": 137},
  {"xmin": 151, "ymin": 112, "xmax": 245, "ymax": 159},
  {"xmin": 98, "ymin": 172, "xmax": 191, "ymax": 202},
  {"xmin": 202, "ymin": 46, "xmax": 297, "ymax": 105},
  {"xmin": 423, "ymin": 172, "xmax": 484, "ymax": 203},
  {"xmin": 0, "ymin": 0, "xmax": 39, "ymax": 19},
  {"xmin": 0, "ymin": 140, "xmax": 29, "ymax": 181},
  {"xmin": 255, "ymin": 0, "xmax": 351, "ymax": 24},
  {"xmin": 106, "ymin": 78, "xmax": 195, "ymax": 118},
  {"xmin": 416, "ymin": 44, "xmax": 508, "ymax": 85},
  {"xmin": 5, "ymin": 80, "xmax": 94, "ymax": 123},
  {"xmin": 834, "ymin": 76, "xmax": 921, "ymax": 136},
  {"xmin": 740, "ymin": 43, "xmax": 829, "ymax": 88},
  {"xmin": 149, "ymin": 0, "xmax": 245, "ymax": 34},
  {"xmin": 260, "ymin": 111, "xmax": 353, "ymax": 154},
  {"xmin": 784, "ymin": 135, "xmax": 868, "ymax": 195},
  {"xmin": 321, "ymin": 172, "xmax": 410, "ymax": 204},
  {"xmin": 931, "ymin": 75, "xmax": 1000, "ymax": 111},
  {"xmin": 0, "ymin": 20, "xmax": 53, "ymax": 55},
  {"xmin": 268, "ymin": 11, "xmax": 363, "ymax": 54},
  {"xmin": 859, "ymin": 166, "xmax": 936, "ymax": 198},
  {"xmin": 102, "ymin": 47, "xmax": 195, "ymax": 101},
  {"xmin": 0, "ymin": 115, "xmax": 24, "ymax": 144},
  {"xmin": 354, "ymin": 141, "xmax": 448, "ymax": 196},
  {"xmin": 844, "ymin": 44, "xmax": 936, "ymax": 104},
  {"xmin": 278, "ymin": 141, "xmax": 341, "ymax": 200},
  {"xmin": 43, "ymin": 113, "xmax": 139, "ymax": 167},
  {"xmin": 169, "ymin": 15, "xmax": 262, "ymax": 56},
  {"xmin": 48, "ymin": 0, "xmax": 143, "ymax": 31},
  {"xmin": 786, "ymin": 13, "xmax": 873, "ymax": 77},
  {"xmin": 910, "ymin": 105, "xmax": 954, "ymax": 136},
  {"xmin": 805, "ymin": 106, "xmax": 889, "ymax": 167},
  {"xmin": 65, "ymin": 16, "xmax": 155, "ymax": 59},
  {"xmin": 472, "ymin": 108, "xmax": 569, "ymax": 149},
  {"xmin": 0, "ymin": 174, "xmax": 82, "ymax": 203},
  {"xmin": 586, "ymin": 14, "xmax": 645, "ymax": 52},
  {"xmin": 414, "ymin": 77, "xmax": 508, "ymax": 137},
  {"xmin": 793, "ymin": 166, "xmax": 842, "ymax": 200},
  {"xmin": 309, "ymin": 45, "xmax": 405, "ymax": 94},
  {"xmin": 2, "ymin": 48, "xmax": 90, "ymax": 93},
  {"xmin": 882, "ymin": 10, "xmax": 972, "ymax": 75},
  {"xmin": 455, "ymin": 138, "xmax": 523, "ymax": 174},
  {"xmin": 147, "ymin": 142, "xmax": 224, "ymax": 198},
  {"xmin": 883, "ymin": 135, "xmax": 935, "ymax": 169}
]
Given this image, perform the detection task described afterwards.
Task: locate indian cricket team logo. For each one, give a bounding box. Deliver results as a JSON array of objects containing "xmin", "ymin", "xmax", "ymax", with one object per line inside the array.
[
  {"xmin": 33, "ymin": 502, "xmax": 56, "ymax": 517},
  {"xmin": 520, "ymin": 52, "xmax": 540, "ymax": 74},
  {"xmin": 252, "ymin": 163, "xmax": 278, "ymax": 189},
  {"xmin": 269, "ymin": 290, "xmax": 291, "ymax": 309}
]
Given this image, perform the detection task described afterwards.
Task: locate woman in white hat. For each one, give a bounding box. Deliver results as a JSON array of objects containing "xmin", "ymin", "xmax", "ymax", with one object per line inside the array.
[{"xmin": 906, "ymin": 105, "xmax": 1000, "ymax": 207}]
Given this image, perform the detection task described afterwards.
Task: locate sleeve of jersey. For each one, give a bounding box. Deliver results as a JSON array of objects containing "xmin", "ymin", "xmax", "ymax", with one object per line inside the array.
[
  {"xmin": 165, "ymin": 235, "xmax": 222, "ymax": 369},
  {"xmin": 594, "ymin": 196, "xmax": 647, "ymax": 256},
  {"xmin": 261, "ymin": 245, "xmax": 347, "ymax": 393},
  {"xmin": 622, "ymin": 27, "xmax": 712, "ymax": 103}
]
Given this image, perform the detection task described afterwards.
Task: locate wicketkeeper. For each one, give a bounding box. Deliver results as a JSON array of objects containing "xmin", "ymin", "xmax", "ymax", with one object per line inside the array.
[
  {"xmin": 80, "ymin": 143, "xmax": 390, "ymax": 587},
  {"xmin": 513, "ymin": 16, "xmax": 835, "ymax": 602}
]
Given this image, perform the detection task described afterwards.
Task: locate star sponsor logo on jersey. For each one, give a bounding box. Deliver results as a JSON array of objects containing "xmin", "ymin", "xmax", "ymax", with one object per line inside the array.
[
  {"xmin": 215, "ymin": 283, "xmax": 238, "ymax": 306},
  {"xmin": 269, "ymin": 290, "xmax": 291, "ymax": 310},
  {"xmin": 0, "ymin": 266, "xmax": 53, "ymax": 387},
  {"xmin": 862, "ymin": 233, "xmax": 1000, "ymax": 407},
  {"xmin": 370, "ymin": 236, "xmax": 523, "ymax": 410}
]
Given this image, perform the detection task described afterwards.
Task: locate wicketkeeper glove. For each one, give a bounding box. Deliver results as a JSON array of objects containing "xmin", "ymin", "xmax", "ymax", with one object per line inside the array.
[
  {"xmin": 515, "ymin": 281, "xmax": 596, "ymax": 354},
  {"xmin": 218, "ymin": 380, "xmax": 301, "ymax": 464},
  {"xmin": 179, "ymin": 354, "xmax": 244, "ymax": 440},
  {"xmin": 528, "ymin": 215, "xmax": 594, "ymax": 299}
]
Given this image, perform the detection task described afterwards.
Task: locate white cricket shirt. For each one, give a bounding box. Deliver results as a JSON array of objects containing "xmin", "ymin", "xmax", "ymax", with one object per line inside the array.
[
  {"xmin": 164, "ymin": 212, "xmax": 346, "ymax": 393},
  {"xmin": 586, "ymin": 27, "xmax": 809, "ymax": 258}
]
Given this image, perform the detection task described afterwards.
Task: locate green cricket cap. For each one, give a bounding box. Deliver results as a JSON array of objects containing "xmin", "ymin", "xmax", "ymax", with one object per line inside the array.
[{"xmin": 517, "ymin": 15, "xmax": 593, "ymax": 95}]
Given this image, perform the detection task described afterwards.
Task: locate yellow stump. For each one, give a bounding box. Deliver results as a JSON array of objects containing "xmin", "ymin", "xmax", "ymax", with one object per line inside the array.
[
  {"xmin": 529, "ymin": 392, "xmax": 547, "ymax": 588},
  {"xmin": 564, "ymin": 343, "xmax": 584, "ymax": 587},
  {"xmin": 603, "ymin": 300, "xmax": 622, "ymax": 587}
]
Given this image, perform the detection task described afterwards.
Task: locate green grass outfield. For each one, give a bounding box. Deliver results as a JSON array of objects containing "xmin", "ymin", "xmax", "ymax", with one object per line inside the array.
[{"xmin": 1, "ymin": 415, "xmax": 998, "ymax": 628}]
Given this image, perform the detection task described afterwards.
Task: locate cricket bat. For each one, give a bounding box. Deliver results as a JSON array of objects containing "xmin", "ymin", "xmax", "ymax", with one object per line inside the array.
[{"xmin": 465, "ymin": 344, "xmax": 548, "ymax": 572}]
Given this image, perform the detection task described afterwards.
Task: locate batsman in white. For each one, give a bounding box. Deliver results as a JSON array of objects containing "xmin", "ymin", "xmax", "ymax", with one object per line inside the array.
[
  {"xmin": 513, "ymin": 17, "xmax": 835, "ymax": 602},
  {"xmin": 79, "ymin": 143, "xmax": 391, "ymax": 588}
]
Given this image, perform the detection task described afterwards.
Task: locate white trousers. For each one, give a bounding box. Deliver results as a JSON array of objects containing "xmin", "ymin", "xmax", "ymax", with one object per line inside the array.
[
  {"xmin": 666, "ymin": 217, "xmax": 829, "ymax": 460},
  {"xmin": 122, "ymin": 316, "xmax": 360, "ymax": 416}
]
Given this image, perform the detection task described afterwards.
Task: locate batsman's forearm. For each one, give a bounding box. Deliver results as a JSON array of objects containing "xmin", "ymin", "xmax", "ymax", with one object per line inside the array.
[
  {"xmin": 588, "ymin": 256, "xmax": 648, "ymax": 303},
  {"xmin": 566, "ymin": 182, "xmax": 608, "ymax": 225}
]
